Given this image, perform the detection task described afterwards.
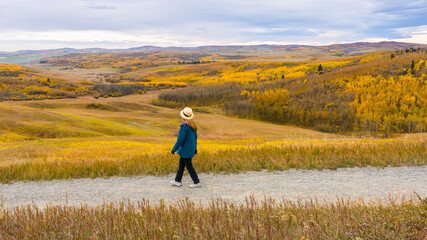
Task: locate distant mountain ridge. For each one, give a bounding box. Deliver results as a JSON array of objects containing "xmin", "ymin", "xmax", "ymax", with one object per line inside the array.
[{"xmin": 0, "ymin": 41, "xmax": 425, "ymax": 64}]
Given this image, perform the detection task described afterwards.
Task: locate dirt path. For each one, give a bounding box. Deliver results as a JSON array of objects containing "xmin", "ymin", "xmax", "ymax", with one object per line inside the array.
[{"xmin": 1, "ymin": 166, "xmax": 426, "ymax": 208}]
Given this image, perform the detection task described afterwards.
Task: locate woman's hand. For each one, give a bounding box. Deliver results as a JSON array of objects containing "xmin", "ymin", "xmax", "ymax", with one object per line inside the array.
[{"xmin": 171, "ymin": 150, "xmax": 175, "ymax": 155}]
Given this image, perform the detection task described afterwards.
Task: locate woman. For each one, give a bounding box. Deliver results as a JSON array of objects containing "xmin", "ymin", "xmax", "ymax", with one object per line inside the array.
[{"xmin": 170, "ymin": 107, "xmax": 201, "ymax": 188}]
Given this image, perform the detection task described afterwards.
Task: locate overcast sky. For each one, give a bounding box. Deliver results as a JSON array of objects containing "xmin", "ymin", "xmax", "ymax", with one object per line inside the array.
[{"xmin": 0, "ymin": 0, "xmax": 426, "ymax": 51}]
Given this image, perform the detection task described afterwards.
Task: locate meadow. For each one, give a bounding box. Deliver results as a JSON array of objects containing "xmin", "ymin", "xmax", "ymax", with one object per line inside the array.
[
  {"xmin": 0, "ymin": 92, "xmax": 425, "ymax": 182},
  {"xmin": 2, "ymin": 47, "xmax": 426, "ymax": 136}
]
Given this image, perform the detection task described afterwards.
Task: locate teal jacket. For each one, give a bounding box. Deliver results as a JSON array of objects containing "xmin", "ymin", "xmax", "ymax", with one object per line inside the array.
[{"xmin": 172, "ymin": 123, "xmax": 197, "ymax": 158}]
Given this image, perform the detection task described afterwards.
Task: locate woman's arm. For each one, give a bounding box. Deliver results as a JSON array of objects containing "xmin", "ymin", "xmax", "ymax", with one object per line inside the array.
[{"xmin": 172, "ymin": 126, "xmax": 188, "ymax": 153}]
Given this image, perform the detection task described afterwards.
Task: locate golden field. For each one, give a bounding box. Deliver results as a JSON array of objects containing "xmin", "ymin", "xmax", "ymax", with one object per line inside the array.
[
  {"xmin": 0, "ymin": 92, "xmax": 425, "ymax": 182},
  {"xmin": 0, "ymin": 48, "xmax": 425, "ymax": 182}
]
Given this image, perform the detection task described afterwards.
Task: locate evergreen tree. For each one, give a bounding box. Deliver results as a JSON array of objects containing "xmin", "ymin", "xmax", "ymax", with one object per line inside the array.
[{"xmin": 317, "ymin": 64, "xmax": 323, "ymax": 74}]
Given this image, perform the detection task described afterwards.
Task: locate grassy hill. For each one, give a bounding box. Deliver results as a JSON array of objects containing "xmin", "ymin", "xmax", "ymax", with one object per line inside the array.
[
  {"xmin": 0, "ymin": 63, "xmax": 86, "ymax": 101},
  {"xmin": 0, "ymin": 43, "xmax": 426, "ymax": 181},
  {"xmin": 1, "ymin": 41, "xmax": 425, "ymax": 64},
  {"xmin": 153, "ymin": 50, "xmax": 427, "ymax": 135},
  {"xmin": 0, "ymin": 92, "xmax": 425, "ymax": 182},
  {"xmin": 2, "ymin": 44, "xmax": 426, "ymax": 135}
]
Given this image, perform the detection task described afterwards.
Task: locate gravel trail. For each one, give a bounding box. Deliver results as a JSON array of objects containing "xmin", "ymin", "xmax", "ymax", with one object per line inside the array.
[{"xmin": 1, "ymin": 166, "xmax": 426, "ymax": 208}]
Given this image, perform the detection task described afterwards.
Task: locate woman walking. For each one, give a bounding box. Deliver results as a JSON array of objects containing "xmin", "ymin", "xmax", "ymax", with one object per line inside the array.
[{"xmin": 170, "ymin": 107, "xmax": 201, "ymax": 188}]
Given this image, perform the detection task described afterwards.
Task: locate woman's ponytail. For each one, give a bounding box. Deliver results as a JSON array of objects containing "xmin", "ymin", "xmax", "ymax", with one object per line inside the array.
[{"xmin": 187, "ymin": 119, "xmax": 199, "ymax": 131}]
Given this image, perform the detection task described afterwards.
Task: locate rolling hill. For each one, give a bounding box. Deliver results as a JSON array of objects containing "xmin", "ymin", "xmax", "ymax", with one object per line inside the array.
[{"xmin": 0, "ymin": 41, "xmax": 425, "ymax": 64}]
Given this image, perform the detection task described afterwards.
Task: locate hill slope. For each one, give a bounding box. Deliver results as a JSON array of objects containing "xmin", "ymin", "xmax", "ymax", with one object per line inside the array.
[{"xmin": 1, "ymin": 41, "xmax": 425, "ymax": 64}]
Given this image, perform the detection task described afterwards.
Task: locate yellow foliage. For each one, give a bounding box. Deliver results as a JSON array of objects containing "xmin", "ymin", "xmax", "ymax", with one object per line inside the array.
[
  {"xmin": 359, "ymin": 56, "xmax": 375, "ymax": 64},
  {"xmin": 0, "ymin": 63, "xmax": 26, "ymax": 71},
  {"xmin": 154, "ymin": 67, "xmax": 184, "ymax": 72},
  {"xmin": 194, "ymin": 60, "xmax": 351, "ymax": 85},
  {"xmin": 0, "ymin": 132, "xmax": 29, "ymax": 142},
  {"xmin": 414, "ymin": 59, "xmax": 425, "ymax": 71},
  {"xmin": 336, "ymin": 73, "xmax": 427, "ymax": 133},
  {"xmin": 120, "ymin": 81, "xmax": 187, "ymax": 87},
  {"xmin": 284, "ymin": 71, "xmax": 306, "ymax": 78},
  {"xmin": 23, "ymin": 85, "xmax": 50, "ymax": 93},
  {"xmin": 76, "ymin": 81, "xmax": 93, "ymax": 85}
]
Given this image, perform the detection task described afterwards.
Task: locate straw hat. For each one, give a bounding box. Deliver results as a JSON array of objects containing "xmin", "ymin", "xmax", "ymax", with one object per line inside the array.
[{"xmin": 180, "ymin": 107, "xmax": 194, "ymax": 120}]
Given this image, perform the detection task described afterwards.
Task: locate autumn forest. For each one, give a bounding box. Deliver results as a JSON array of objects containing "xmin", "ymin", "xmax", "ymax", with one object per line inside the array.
[{"xmin": 0, "ymin": 44, "xmax": 426, "ymax": 136}]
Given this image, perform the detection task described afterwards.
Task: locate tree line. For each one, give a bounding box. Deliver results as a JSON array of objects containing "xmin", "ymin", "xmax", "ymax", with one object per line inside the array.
[{"xmin": 157, "ymin": 50, "xmax": 427, "ymax": 135}]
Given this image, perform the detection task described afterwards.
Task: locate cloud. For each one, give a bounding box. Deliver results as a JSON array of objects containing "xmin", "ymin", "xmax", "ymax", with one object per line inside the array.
[
  {"xmin": 392, "ymin": 25, "xmax": 427, "ymax": 44},
  {"xmin": 88, "ymin": 5, "xmax": 116, "ymax": 10},
  {"xmin": 0, "ymin": 0, "xmax": 426, "ymax": 51},
  {"xmin": 394, "ymin": 25, "xmax": 427, "ymax": 38}
]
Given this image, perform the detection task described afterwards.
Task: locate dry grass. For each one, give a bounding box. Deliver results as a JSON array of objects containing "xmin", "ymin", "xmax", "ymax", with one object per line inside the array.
[
  {"xmin": 0, "ymin": 94, "xmax": 425, "ymax": 182},
  {"xmin": 0, "ymin": 138, "xmax": 424, "ymax": 182},
  {"xmin": 27, "ymin": 64, "xmax": 120, "ymax": 83},
  {"xmin": 0, "ymin": 195, "xmax": 425, "ymax": 239}
]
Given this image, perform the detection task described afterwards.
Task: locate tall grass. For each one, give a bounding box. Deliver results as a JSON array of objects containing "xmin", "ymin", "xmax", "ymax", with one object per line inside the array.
[
  {"xmin": 0, "ymin": 140, "xmax": 424, "ymax": 183},
  {"xmin": 0, "ymin": 195, "xmax": 425, "ymax": 239}
]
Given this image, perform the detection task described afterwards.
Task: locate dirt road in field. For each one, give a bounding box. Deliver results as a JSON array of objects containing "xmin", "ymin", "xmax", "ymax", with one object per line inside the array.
[{"xmin": 1, "ymin": 166, "xmax": 426, "ymax": 208}]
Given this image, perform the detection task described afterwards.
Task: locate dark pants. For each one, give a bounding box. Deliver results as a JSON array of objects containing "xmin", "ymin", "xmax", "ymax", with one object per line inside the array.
[{"xmin": 174, "ymin": 157, "xmax": 200, "ymax": 184}]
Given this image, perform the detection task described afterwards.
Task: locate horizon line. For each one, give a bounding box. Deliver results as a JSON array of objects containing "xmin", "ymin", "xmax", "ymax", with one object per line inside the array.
[{"xmin": 1, "ymin": 40, "xmax": 427, "ymax": 53}]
